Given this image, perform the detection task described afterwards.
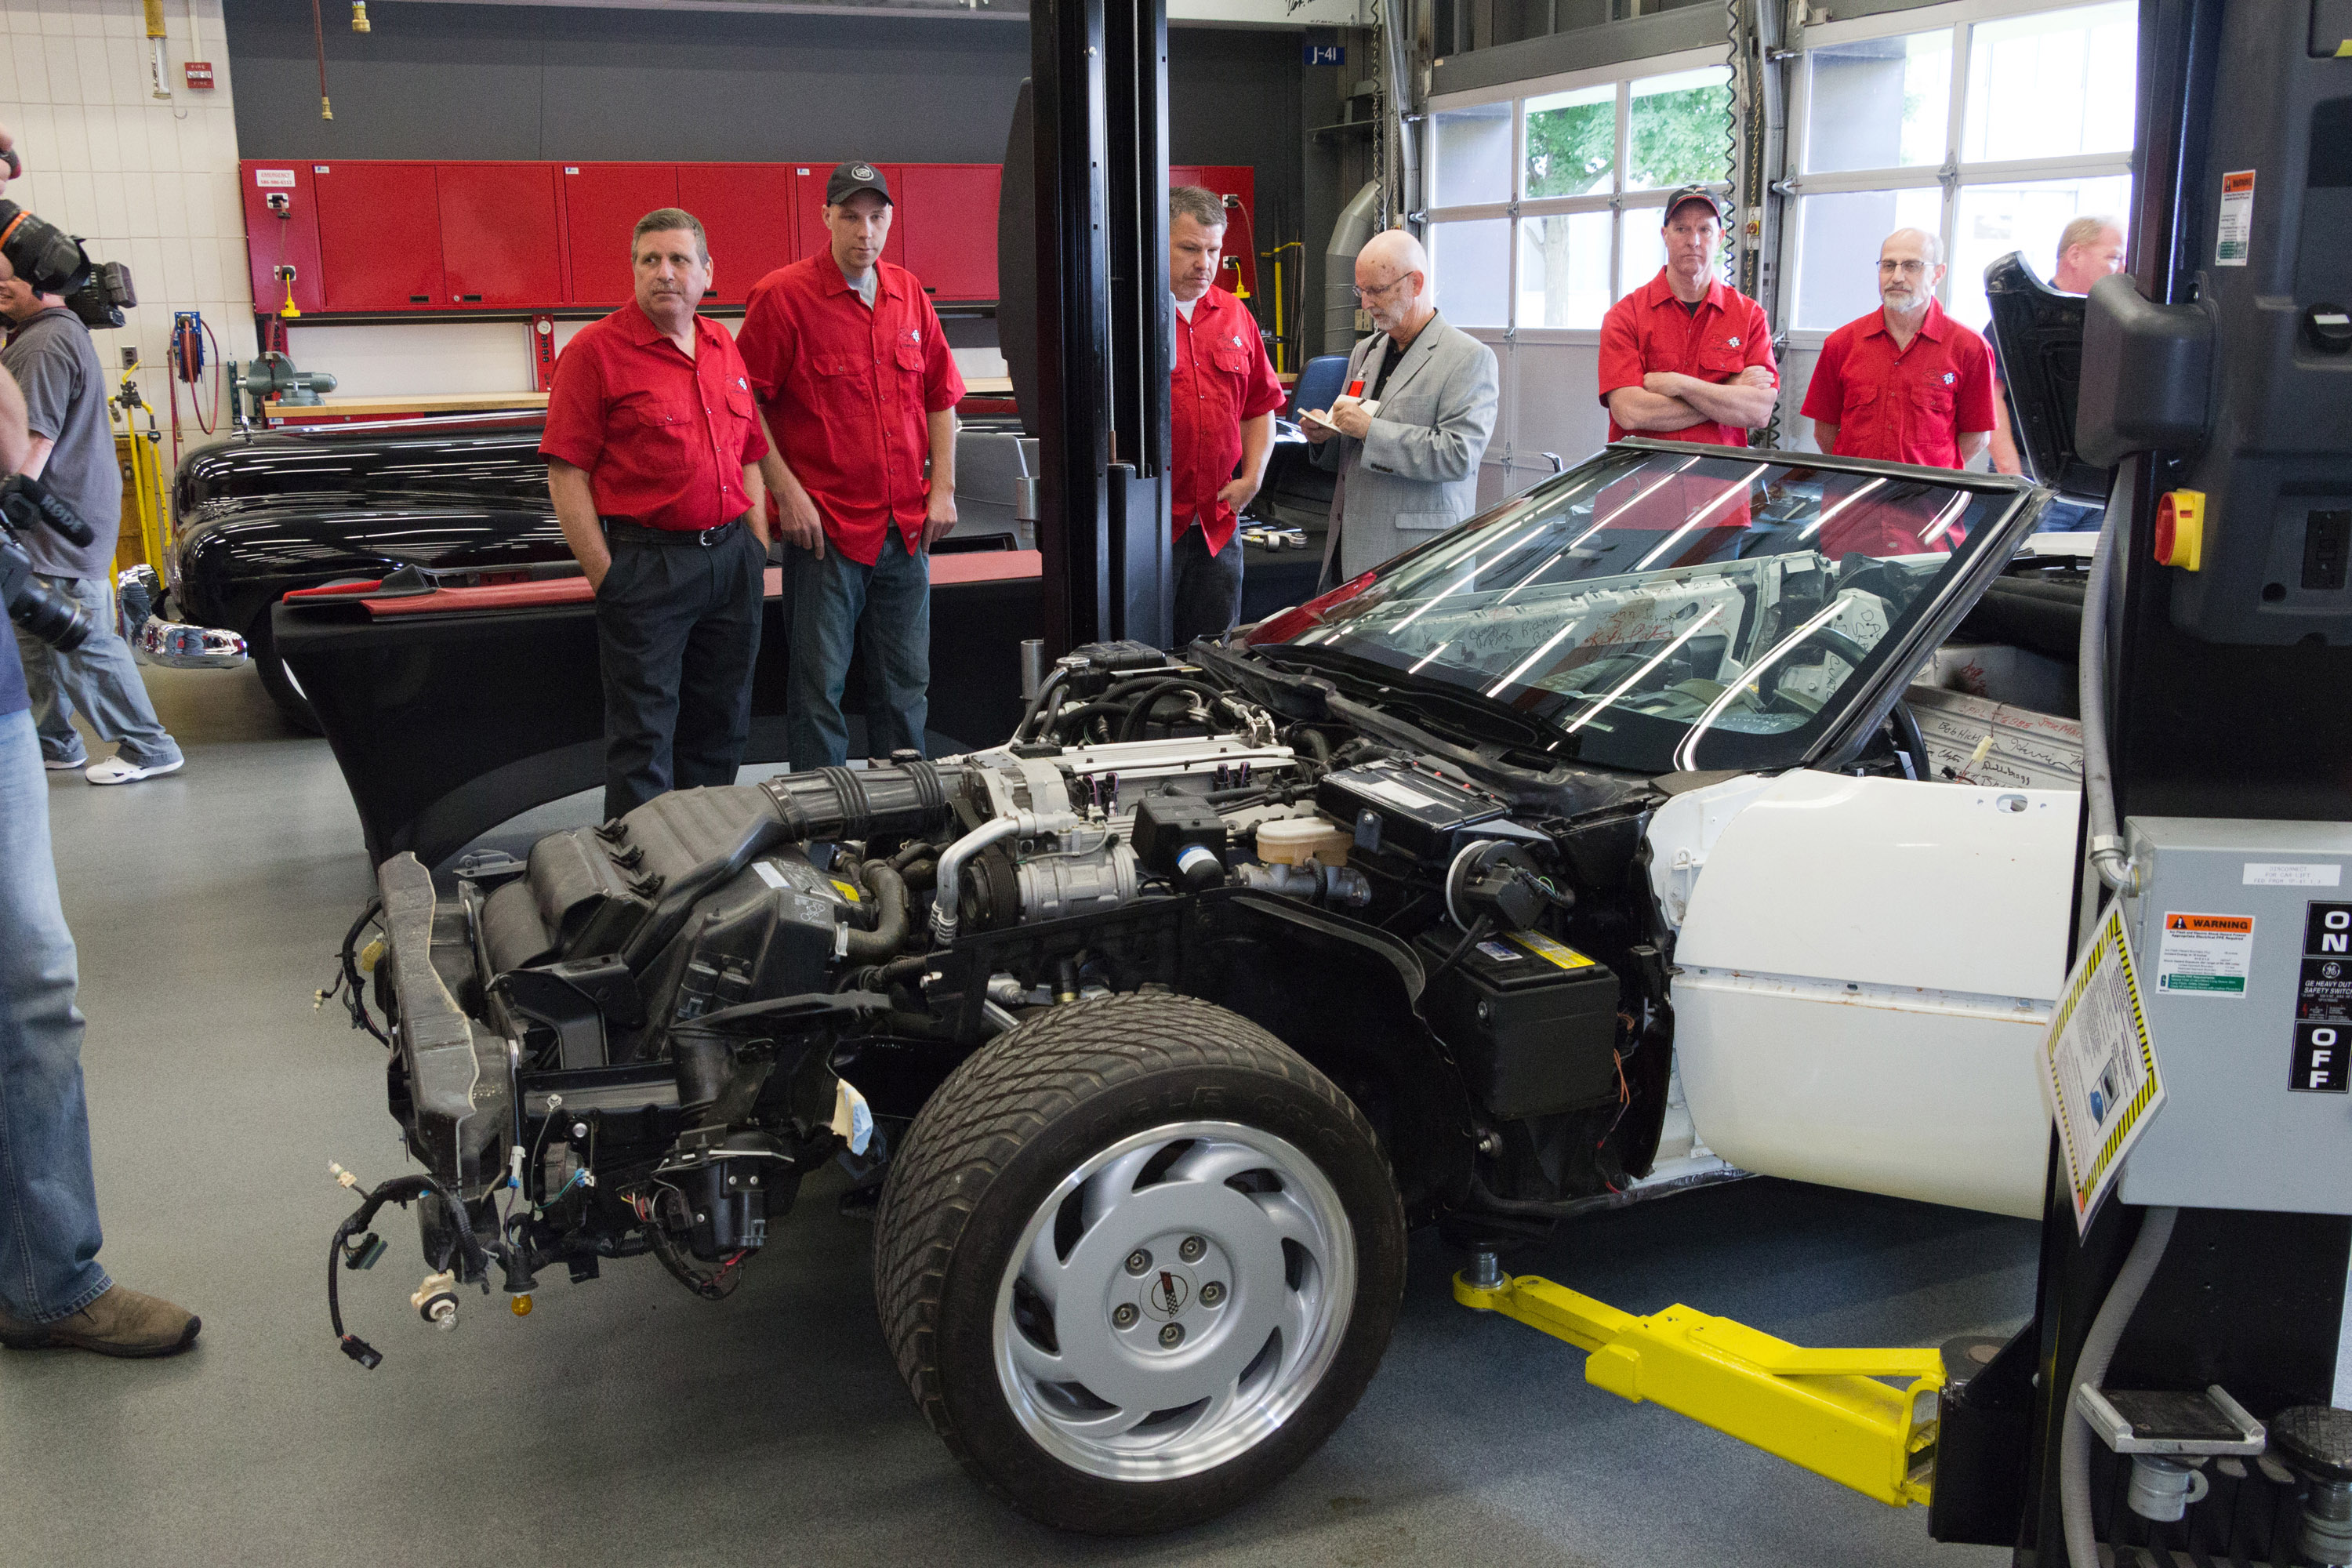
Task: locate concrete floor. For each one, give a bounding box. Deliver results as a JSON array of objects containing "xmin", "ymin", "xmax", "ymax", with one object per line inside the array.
[{"xmin": 3, "ymin": 662, "xmax": 2042, "ymax": 1568}]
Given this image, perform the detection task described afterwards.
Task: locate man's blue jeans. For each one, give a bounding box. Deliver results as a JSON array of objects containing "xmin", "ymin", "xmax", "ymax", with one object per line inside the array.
[
  {"xmin": 0, "ymin": 706, "xmax": 111, "ymax": 1323},
  {"xmin": 14, "ymin": 575, "xmax": 183, "ymax": 769},
  {"xmin": 785, "ymin": 526, "xmax": 930, "ymax": 770}
]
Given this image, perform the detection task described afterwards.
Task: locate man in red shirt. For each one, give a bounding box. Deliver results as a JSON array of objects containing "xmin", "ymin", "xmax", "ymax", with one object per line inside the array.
[
  {"xmin": 1167, "ymin": 186, "xmax": 1285, "ymax": 646},
  {"xmin": 1801, "ymin": 227, "xmax": 1996, "ymax": 472},
  {"xmin": 736, "ymin": 162, "xmax": 965, "ymax": 771},
  {"xmin": 1596, "ymin": 187, "xmax": 1780, "ymax": 446},
  {"xmin": 541, "ymin": 206, "xmax": 771, "ymax": 821}
]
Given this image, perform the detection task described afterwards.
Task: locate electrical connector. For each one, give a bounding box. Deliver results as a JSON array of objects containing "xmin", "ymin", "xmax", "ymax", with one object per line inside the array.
[
  {"xmin": 330, "ymin": 1161, "xmax": 363, "ymax": 1192},
  {"xmin": 339, "ymin": 1334, "xmax": 383, "ymax": 1370},
  {"xmin": 340, "ymin": 1232, "xmax": 387, "ymax": 1272}
]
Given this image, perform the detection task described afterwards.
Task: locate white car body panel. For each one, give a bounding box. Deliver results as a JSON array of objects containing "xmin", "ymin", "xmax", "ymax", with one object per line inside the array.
[{"xmin": 1660, "ymin": 769, "xmax": 2078, "ymax": 1219}]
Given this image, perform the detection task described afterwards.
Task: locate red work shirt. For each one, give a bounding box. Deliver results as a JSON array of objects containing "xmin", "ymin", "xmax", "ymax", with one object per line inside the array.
[
  {"xmin": 1799, "ymin": 298, "xmax": 1996, "ymax": 470},
  {"xmin": 735, "ymin": 251, "xmax": 966, "ymax": 567},
  {"xmin": 1596, "ymin": 270, "xmax": 1777, "ymax": 446},
  {"xmin": 539, "ymin": 301, "xmax": 768, "ymax": 531},
  {"xmin": 1171, "ymin": 287, "xmax": 1287, "ymax": 554}
]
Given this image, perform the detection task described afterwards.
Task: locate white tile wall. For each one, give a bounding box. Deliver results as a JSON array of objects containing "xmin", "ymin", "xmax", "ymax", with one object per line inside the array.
[{"xmin": 0, "ymin": 0, "xmax": 254, "ymax": 452}]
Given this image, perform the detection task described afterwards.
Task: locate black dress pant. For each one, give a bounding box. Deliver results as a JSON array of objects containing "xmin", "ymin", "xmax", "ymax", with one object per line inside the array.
[
  {"xmin": 1171, "ymin": 522, "xmax": 1245, "ymax": 649},
  {"xmin": 593, "ymin": 520, "xmax": 764, "ymax": 822}
]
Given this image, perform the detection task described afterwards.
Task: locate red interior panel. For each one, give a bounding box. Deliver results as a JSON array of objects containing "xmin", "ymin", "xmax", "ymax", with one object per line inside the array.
[{"xmin": 678, "ymin": 164, "xmax": 800, "ymax": 304}]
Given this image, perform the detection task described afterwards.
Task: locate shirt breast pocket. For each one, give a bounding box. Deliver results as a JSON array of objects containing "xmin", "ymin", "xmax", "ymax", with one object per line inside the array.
[
  {"xmin": 1694, "ymin": 340, "xmax": 1746, "ymax": 377},
  {"xmin": 895, "ymin": 339, "xmax": 927, "ymax": 374},
  {"xmin": 1842, "ymin": 381, "xmax": 1882, "ymax": 425},
  {"xmin": 622, "ymin": 395, "xmax": 696, "ymax": 448},
  {"xmin": 1911, "ymin": 380, "xmax": 1955, "ymax": 420},
  {"xmin": 811, "ymin": 353, "xmax": 872, "ymax": 416},
  {"xmin": 1210, "ymin": 347, "xmax": 1252, "ymax": 379}
]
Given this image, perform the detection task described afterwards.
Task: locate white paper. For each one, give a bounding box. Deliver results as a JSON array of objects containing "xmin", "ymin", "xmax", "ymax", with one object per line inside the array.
[
  {"xmin": 2245, "ymin": 862, "xmax": 2343, "ymax": 887},
  {"xmin": 2042, "ymin": 902, "xmax": 2166, "ymax": 1234},
  {"xmin": 751, "ymin": 860, "xmax": 788, "ymax": 890}
]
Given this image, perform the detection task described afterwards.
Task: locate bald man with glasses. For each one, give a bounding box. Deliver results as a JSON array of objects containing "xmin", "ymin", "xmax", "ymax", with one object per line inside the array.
[
  {"xmin": 1801, "ymin": 227, "xmax": 1995, "ymax": 471},
  {"xmin": 1301, "ymin": 229, "xmax": 1498, "ymax": 583}
]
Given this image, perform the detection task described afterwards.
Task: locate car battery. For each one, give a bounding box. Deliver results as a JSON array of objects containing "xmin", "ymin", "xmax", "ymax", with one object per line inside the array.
[{"xmin": 1414, "ymin": 926, "xmax": 1621, "ymax": 1118}]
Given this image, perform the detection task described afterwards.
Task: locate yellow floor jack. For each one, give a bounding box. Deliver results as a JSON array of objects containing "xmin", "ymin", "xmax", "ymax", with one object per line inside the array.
[{"xmin": 1454, "ymin": 1250, "xmax": 1947, "ymax": 1508}]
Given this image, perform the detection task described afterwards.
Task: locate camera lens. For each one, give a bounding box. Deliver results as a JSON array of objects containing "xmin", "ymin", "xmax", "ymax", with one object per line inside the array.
[{"xmin": 6, "ymin": 577, "xmax": 92, "ymax": 651}]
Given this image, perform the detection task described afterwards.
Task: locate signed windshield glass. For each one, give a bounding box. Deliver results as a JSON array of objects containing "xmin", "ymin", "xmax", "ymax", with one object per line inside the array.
[{"xmin": 1248, "ymin": 445, "xmax": 2028, "ymax": 775}]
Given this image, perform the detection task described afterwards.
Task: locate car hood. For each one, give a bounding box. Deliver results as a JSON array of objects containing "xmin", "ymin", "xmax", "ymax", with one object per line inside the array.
[{"xmin": 1984, "ymin": 251, "xmax": 2111, "ymax": 504}]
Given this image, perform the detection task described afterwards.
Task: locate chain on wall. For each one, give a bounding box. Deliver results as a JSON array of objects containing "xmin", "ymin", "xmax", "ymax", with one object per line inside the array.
[{"xmin": 1371, "ymin": 0, "xmax": 1390, "ymax": 229}]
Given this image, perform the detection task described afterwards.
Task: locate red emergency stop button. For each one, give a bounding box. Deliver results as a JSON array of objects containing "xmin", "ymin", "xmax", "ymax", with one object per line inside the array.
[{"xmin": 2154, "ymin": 489, "xmax": 2205, "ymax": 572}]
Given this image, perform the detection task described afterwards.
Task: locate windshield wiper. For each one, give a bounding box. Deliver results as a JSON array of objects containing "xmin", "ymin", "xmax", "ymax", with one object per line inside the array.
[{"xmin": 1247, "ymin": 643, "xmax": 1567, "ymax": 756}]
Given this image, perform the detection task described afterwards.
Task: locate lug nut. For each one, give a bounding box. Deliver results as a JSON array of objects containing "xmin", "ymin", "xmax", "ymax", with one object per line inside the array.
[
  {"xmin": 1160, "ymin": 1323, "xmax": 1185, "ymax": 1347},
  {"xmin": 1200, "ymin": 1281, "xmax": 1225, "ymax": 1307},
  {"xmin": 1125, "ymin": 1248, "xmax": 1152, "ymax": 1275},
  {"xmin": 1179, "ymin": 1235, "xmax": 1206, "ymax": 1263},
  {"xmin": 1112, "ymin": 1303, "xmax": 1138, "ymax": 1328}
]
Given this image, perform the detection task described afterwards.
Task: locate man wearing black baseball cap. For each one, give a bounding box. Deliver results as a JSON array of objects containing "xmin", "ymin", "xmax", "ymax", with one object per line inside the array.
[
  {"xmin": 736, "ymin": 161, "xmax": 965, "ymax": 769},
  {"xmin": 1595, "ymin": 185, "xmax": 1779, "ymax": 448}
]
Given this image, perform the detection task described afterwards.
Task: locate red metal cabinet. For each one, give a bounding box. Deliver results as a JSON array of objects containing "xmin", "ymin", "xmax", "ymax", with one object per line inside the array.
[
  {"xmin": 792, "ymin": 163, "xmax": 906, "ymax": 274},
  {"xmin": 238, "ymin": 161, "xmax": 324, "ymax": 316},
  {"xmin": 312, "ymin": 162, "xmax": 444, "ymax": 312},
  {"xmin": 561, "ymin": 163, "xmax": 678, "ymax": 307},
  {"xmin": 677, "ymin": 164, "xmax": 799, "ymax": 305},
  {"xmin": 898, "ymin": 163, "xmax": 1000, "ymax": 302},
  {"xmin": 437, "ymin": 163, "xmax": 562, "ymax": 308}
]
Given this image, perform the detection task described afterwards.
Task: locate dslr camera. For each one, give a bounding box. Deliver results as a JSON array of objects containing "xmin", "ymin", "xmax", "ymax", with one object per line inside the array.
[
  {"xmin": 0, "ymin": 473, "xmax": 98, "ymax": 649},
  {"xmin": 0, "ymin": 199, "xmax": 136, "ymax": 328}
]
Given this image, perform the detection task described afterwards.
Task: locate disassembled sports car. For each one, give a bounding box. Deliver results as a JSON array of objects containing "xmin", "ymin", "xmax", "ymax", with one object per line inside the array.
[{"xmin": 325, "ymin": 436, "xmax": 2091, "ymax": 1534}]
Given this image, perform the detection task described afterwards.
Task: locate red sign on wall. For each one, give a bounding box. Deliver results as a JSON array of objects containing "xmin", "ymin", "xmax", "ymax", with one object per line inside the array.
[{"xmin": 184, "ymin": 62, "xmax": 216, "ymax": 89}]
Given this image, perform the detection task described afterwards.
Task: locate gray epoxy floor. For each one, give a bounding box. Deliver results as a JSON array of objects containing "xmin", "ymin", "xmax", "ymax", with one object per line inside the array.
[{"xmin": 4, "ymin": 662, "xmax": 2038, "ymax": 1568}]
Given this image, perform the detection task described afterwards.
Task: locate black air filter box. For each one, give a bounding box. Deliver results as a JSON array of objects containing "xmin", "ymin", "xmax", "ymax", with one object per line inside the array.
[{"xmin": 1414, "ymin": 927, "xmax": 1621, "ymax": 1118}]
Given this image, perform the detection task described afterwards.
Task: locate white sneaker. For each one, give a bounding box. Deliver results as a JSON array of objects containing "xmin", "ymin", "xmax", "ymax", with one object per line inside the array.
[
  {"xmin": 85, "ymin": 756, "xmax": 184, "ymax": 785},
  {"xmin": 44, "ymin": 754, "xmax": 89, "ymax": 771}
]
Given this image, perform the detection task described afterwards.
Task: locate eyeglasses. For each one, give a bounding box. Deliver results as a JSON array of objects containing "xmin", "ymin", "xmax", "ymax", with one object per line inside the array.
[
  {"xmin": 1877, "ymin": 258, "xmax": 1933, "ymax": 276},
  {"xmin": 1351, "ymin": 272, "xmax": 1417, "ymax": 304}
]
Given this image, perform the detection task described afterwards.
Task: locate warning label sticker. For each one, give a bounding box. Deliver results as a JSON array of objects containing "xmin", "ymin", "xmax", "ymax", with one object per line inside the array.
[
  {"xmin": 2216, "ymin": 170, "xmax": 2256, "ymax": 266},
  {"xmin": 1504, "ymin": 931, "xmax": 1598, "ymax": 971},
  {"xmin": 2154, "ymin": 911, "xmax": 2253, "ymax": 996},
  {"xmin": 2043, "ymin": 902, "xmax": 2165, "ymax": 1234}
]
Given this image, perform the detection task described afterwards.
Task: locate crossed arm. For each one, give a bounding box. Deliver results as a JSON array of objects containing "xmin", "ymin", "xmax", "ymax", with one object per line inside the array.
[{"xmin": 1607, "ymin": 365, "xmax": 1780, "ymax": 434}]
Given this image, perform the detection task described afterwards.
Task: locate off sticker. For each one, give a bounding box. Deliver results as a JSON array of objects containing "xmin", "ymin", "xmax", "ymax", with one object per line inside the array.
[
  {"xmin": 2216, "ymin": 170, "xmax": 2255, "ymax": 267},
  {"xmin": 2154, "ymin": 911, "xmax": 2252, "ymax": 996},
  {"xmin": 1504, "ymin": 931, "xmax": 1597, "ymax": 971},
  {"xmin": 2292, "ymin": 1022, "xmax": 2351, "ymax": 1094}
]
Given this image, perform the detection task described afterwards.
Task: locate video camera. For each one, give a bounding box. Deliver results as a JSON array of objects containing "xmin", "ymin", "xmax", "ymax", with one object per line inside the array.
[
  {"xmin": 0, "ymin": 200, "xmax": 136, "ymax": 330},
  {"xmin": 0, "ymin": 474, "xmax": 97, "ymax": 649}
]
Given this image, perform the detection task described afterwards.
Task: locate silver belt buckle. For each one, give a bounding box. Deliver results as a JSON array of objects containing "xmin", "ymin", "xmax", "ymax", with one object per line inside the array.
[{"xmin": 699, "ymin": 523, "xmax": 721, "ymax": 549}]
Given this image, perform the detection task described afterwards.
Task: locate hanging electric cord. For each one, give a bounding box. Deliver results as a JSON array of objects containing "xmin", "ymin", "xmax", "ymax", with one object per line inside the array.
[
  {"xmin": 325, "ymin": 1170, "xmax": 499, "ymax": 1368},
  {"xmin": 310, "ymin": 0, "xmax": 333, "ymax": 119},
  {"xmin": 317, "ymin": 897, "xmax": 390, "ymax": 1044},
  {"xmin": 2060, "ymin": 1205, "xmax": 2181, "ymax": 1568},
  {"xmin": 2076, "ymin": 496, "xmax": 2135, "ymax": 892}
]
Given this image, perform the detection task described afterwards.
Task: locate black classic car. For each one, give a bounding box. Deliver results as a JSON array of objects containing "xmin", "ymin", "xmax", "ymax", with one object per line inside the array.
[{"xmin": 172, "ymin": 412, "xmax": 1331, "ymax": 732}]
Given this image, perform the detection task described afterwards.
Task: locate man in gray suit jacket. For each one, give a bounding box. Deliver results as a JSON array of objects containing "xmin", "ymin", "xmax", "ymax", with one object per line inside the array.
[{"xmin": 1303, "ymin": 230, "xmax": 1499, "ymax": 585}]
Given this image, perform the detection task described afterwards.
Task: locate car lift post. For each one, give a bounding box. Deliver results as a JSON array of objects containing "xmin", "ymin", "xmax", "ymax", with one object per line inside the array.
[{"xmin": 1020, "ymin": 0, "xmax": 1173, "ymax": 656}]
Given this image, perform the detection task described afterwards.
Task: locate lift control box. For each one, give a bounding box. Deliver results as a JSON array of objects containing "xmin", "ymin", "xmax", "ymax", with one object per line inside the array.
[{"xmin": 2118, "ymin": 817, "xmax": 2352, "ymax": 1212}]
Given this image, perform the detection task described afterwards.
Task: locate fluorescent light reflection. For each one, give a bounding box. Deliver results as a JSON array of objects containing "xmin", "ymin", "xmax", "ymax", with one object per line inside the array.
[
  {"xmin": 1564, "ymin": 604, "xmax": 1725, "ymax": 734},
  {"xmin": 1671, "ymin": 591, "xmax": 1860, "ymax": 771},
  {"xmin": 1632, "ymin": 464, "xmax": 1768, "ymax": 572}
]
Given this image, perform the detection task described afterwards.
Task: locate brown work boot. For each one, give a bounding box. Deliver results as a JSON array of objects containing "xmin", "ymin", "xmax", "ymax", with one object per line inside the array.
[{"xmin": 0, "ymin": 1287, "xmax": 200, "ymax": 1358}]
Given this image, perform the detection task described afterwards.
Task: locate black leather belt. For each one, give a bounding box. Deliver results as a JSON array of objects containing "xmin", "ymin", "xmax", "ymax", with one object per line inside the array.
[{"xmin": 601, "ymin": 516, "xmax": 743, "ymax": 548}]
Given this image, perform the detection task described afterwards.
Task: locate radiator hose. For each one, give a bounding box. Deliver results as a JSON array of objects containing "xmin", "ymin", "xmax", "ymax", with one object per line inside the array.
[{"xmin": 844, "ymin": 862, "xmax": 910, "ymax": 961}]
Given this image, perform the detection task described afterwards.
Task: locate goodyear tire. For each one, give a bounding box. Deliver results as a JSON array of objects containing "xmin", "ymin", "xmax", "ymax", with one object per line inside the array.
[{"xmin": 874, "ymin": 993, "xmax": 1405, "ymax": 1534}]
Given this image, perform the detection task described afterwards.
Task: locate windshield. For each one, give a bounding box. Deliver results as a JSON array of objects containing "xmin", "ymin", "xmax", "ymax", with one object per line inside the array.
[{"xmin": 1248, "ymin": 443, "xmax": 2029, "ymax": 775}]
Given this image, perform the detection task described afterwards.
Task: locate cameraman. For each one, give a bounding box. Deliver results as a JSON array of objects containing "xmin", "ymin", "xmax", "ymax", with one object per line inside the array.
[
  {"xmin": 1, "ymin": 243, "xmax": 183, "ymax": 783},
  {"xmin": 0, "ymin": 361, "xmax": 199, "ymax": 1356}
]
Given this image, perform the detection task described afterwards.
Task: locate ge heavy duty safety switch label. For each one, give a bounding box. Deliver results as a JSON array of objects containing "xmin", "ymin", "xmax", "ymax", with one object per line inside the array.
[
  {"xmin": 2293, "ymin": 904, "xmax": 2352, "ymax": 1093},
  {"xmin": 2155, "ymin": 912, "xmax": 2255, "ymax": 996}
]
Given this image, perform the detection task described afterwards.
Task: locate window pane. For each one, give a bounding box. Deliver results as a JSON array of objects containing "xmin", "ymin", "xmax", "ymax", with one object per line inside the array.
[
  {"xmin": 1619, "ymin": 212, "xmax": 1666, "ymax": 295},
  {"xmin": 1791, "ymin": 187, "xmax": 1943, "ymax": 330},
  {"xmin": 1524, "ymin": 83, "xmax": 1617, "ymax": 198},
  {"xmin": 1627, "ymin": 65, "xmax": 1733, "ymax": 191},
  {"xmin": 1962, "ymin": 2, "xmax": 2137, "ymax": 162},
  {"xmin": 1432, "ymin": 101, "xmax": 1514, "ymax": 207},
  {"xmin": 1430, "ymin": 217, "xmax": 1513, "ymax": 328},
  {"xmin": 1950, "ymin": 176, "xmax": 2132, "ymax": 328},
  {"xmin": 1804, "ymin": 31, "xmax": 1952, "ymax": 173},
  {"xmin": 1519, "ymin": 210, "xmax": 1613, "ymax": 327}
]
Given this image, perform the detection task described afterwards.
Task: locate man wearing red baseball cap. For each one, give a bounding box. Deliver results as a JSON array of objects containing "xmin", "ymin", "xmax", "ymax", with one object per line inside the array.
[{"xmin": 1595, "ymin": 187, "xmax": 1779, "ymax": 446}]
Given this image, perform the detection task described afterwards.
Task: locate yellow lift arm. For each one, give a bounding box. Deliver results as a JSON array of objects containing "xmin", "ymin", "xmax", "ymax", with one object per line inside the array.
[{"xmin": 1455, "ymin": 1265, "xmax": 1946, "ymax": 1508}]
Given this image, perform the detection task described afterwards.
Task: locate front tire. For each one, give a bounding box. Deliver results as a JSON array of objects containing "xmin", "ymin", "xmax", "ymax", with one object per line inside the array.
[{"xmin": 874, "ymin": 993, "xmax": 1405, "ymax": 1535}]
